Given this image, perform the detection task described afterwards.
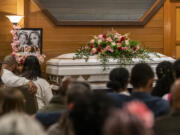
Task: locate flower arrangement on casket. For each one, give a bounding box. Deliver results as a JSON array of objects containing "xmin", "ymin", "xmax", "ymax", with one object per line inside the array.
[
  {"xmin": 73, "ymin": 30, "xmax": 153, "ymax": 69},
  {"xmin": 10, "ymin": 25, "xmax": 45, "ymax": 64}
]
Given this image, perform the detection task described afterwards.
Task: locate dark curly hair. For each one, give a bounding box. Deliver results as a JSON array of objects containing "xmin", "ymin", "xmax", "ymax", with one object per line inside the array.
[
  {"xmin": 130, "ymin": 63, "xmax": 154, "ymax": 89},
  {"xmin": 107, "ymin": 68, "xmax": 129, "ymax": 92},
  {"xmin": 22, "ymin": 55, "xmax": 41, "ymax": 80},
  {"xmin": 152, "ymin": 61, "xmax": 174, "ymax": 97}
]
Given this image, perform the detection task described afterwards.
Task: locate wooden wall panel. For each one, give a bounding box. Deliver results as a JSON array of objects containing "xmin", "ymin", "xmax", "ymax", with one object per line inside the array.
[
  {"xmin": 0, "ymin": 0, "xmax": 17, "ymax": 61},
  {"xmin": 26, "ymin": 0, "xmax": 164, "ymax": 62}
]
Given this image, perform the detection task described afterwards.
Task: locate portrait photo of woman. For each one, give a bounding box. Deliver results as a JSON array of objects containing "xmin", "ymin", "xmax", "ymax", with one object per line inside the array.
[
  {"xmin": 28, "ymin": 31, "xmax": 40, "ymax": 48},
  {"xmin": 18, "ymin": 32, "xmax": 28, "ymax": 48}
]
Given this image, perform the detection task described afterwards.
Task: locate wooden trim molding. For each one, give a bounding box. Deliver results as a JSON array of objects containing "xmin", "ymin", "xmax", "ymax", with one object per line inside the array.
[
  {"xmin": 32, "ymin": 0, "xmax": 165, "ymax": 26},
  {"xmin": 176, "ymin": 40, "xmax": 180, "ymax": 45}
]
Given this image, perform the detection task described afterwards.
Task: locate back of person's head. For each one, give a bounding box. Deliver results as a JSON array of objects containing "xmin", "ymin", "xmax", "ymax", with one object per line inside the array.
[
  {"xmin": 0, "ymin": 113, "xmax": 46, "ymax": 135},
  {"xmin": 152, "ymin": 61, "xmax": 174, "ymax": 97},
  {"xmin": 130, "ymin": 63, "xmax": 154, "ymax": 89},
  {"xmin": 170, "ymin": 79, "xmax": 180, "ymax": 109},
  {"xmin": 22, "ymin": 55, "xmax": 41, "ymax": 80},
  {"xmin": 66, "ymin": 81, "xmax": 91, "ymax": 104},
  {"xmin": 156, "ymin": 61, "xmax": 173, "ymax": 79},
  {"xmin": 69, "ymin": 92, "xmax": 117, "ymax": 135},
  {"xmin": 173, "ymin": 59, "xmax": 180, "ymax": 79},
  {"xmin": 1, "ymin": 87, "xmax": 25, "ymax": 115},
  {"xmin": 107, "ymin": 68, "xmax": 129, "ymax": 92},
  {"xmin": 2, "ymin": 55, "xmax": 17, "ymax": 71},
  {"xmin": 104, "ymin": 109, "xmax": 152, "ymax": 135}
]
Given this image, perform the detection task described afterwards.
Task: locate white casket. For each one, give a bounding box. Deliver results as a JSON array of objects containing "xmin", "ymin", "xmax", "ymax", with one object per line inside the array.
[{"xmin": 46, "ymin": 53, "xmax": 175, "ymax": 90}]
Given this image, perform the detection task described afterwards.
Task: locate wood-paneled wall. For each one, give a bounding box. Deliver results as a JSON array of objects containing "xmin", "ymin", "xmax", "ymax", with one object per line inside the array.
[
  {"xmin": 26, "ymin": 0, "xmax": 164, "ymax": 62},
  {"xmin": 1, "ymin": 0, "xmax": 178, "ymax": 66},
  {"xmin": 0, "ymin": 0, "xmax": 17, "ymax": 60}
]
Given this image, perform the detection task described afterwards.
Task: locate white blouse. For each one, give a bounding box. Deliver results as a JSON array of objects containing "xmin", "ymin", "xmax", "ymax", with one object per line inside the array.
[{"xmin": 33, "ymin": 77, "xmax": 53, "ymax": 109}]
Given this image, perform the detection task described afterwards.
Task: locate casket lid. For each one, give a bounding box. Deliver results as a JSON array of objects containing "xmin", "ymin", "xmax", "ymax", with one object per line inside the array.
[{"xmin": 46, "ymin": 53, "xmax": 175, "ymax": 66}]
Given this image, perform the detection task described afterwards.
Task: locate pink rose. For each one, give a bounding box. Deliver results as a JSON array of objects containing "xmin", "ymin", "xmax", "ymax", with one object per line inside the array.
[
  {"xmin": 106, "ymin": 37, "xmax": 113, "ymax": 42},
  {"xmin": 91, "ymin": 48, "xmax": 97, "ymax": 54},
  {"xmin": 90, "ymin": 39, "xmax": 95, "ymax": 44},
  {"xmin": 105, "ymin": 46, "xmax": 113, "ymax": 52},
  {"xmin": 122, "ymin": 47, "xmax": 127, "ymax": 50},
  {"xmin": 14, "ymin": 40, "xmax": 20, "ymax": 45},
  {"xmin": 98, "ymin": 34, "xmax": 103, "ymax": 39}
]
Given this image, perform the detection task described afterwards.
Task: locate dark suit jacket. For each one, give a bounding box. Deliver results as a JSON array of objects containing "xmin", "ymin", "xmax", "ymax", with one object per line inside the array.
[
  {"xmin": 131, "ymin": 92, "xmax": 169, "ymax": 117},
  {"xmin": 155, "ymin": 110, "xmax": 180, "ymax": 135},
  {"xmin": 107, "ymin": 92, "xmax": 132, "ymax": 108}
]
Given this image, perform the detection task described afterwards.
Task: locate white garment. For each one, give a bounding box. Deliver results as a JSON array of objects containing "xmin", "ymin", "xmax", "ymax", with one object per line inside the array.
[
  {"xmin": 33, "ymin": 77, "xmax": 53, "ymax": 109},
  {"xmin": 1, "ymin": 69, "xmax": 29, "ymax": 87},
  {"xmin": 118, "ymin": 91, "xmax": 130, "ymax": 96}
]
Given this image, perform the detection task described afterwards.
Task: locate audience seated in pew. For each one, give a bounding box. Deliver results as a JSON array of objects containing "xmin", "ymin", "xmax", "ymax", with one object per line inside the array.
[
  {"xmin": 1, "ymin": 55, "xmax": 37, "ymax": 94},
  {"xmin": 48, "ymin": 92, "xmax": 117, "ymax": 135},
  {"xmin": 38, "ymin": 77, "xmax": 75, "ymax": 113},
  {"xmin": 37, "ymin": 81, "xmax": 91, "ymax": 129},
  {"xmin": 154, "ymin": 79, "xmax": 180, "ymax": 135},
  {"xmin": 151, "ymin": 61, "xmax": 174, "ymax": 99},
  {"xmin": 130, "ymin": 63, "xmax": 169, "ymax": 117},
  {"xmin": 107, "ymin": 67, "xmax": 132, "ymax": 108}
]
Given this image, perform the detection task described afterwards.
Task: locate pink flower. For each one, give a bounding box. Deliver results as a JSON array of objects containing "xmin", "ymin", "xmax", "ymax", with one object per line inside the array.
[
  {"xmin": 105, "ymin": 46, "xmax": 113, "ymax": 52},
  {"xmin": 106, "ymin": 37, "xmax": 113, "ymax": 42},
  {"xmin": 91, "ymin": 48, "xmax": 97, "ymax": 54},
  {"xmin": 122, "ymin": 47, "xmax": 127, "ymax": 50},
  {"xmin": 98, "ymin": 34, "xmax": 103, "ymax": 39},
  {"xmin": 10, "ymin": 30, "xmax": 16, "ymax": 35},
  {"xmin": 84, "ymin": 46, "xmax": 89, "ymax": 50},
  {"xmin": 124, "ymin": 101, "xmax": 154, "ymax": 128},
  {"xmin": 90, "ymin": 39, "xmax": 95, "ymax": 44},
  {"xmin": 13, "ymin": 35, "xmax": 18, "ymax": 40}
]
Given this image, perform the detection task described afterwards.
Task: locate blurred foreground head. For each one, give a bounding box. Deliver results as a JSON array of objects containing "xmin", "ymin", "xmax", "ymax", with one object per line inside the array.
[
  {"xmin": 104, "ymin": 109, "xmax": 153, "ymax": 135},
  {"xmin": 0, "ymin": 113, "xmax": 46, "ymax": 135}
]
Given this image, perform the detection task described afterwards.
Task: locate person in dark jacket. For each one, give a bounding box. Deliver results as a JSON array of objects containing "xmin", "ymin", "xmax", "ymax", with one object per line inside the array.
[{"xmin": 130, "ymin": 63, "xmax": 169, "ymax": 117}]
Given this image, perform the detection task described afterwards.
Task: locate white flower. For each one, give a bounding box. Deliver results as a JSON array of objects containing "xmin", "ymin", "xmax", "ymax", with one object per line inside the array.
[
  {"xmin": 98, "ymin": 39, "xmax": 102, "ymax": 44},
  {"xmin": 111, "ymin": 42, "xmax": 116, "ymax": 46},
  {"xmin": 125, "ymin": 40, "xmax": 129, "ymax": 45}
]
